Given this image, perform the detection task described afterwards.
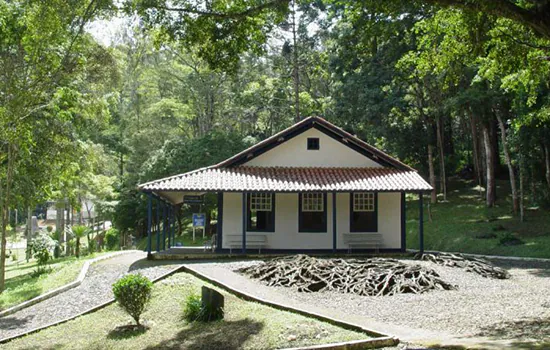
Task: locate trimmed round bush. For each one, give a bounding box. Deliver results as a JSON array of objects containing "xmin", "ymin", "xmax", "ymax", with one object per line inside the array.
[
  {"xmin": 105, "ymin": 228, "xmax": 119, "ymax": 250},
  {"xmin": 112, "ymin": 274, "xmax": 153, "ymax": 326}
]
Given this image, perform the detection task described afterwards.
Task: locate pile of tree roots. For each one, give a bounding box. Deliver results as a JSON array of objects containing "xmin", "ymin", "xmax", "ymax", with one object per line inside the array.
[
  {"xmin": 418, "ymin": 253, "xmax": 510, "ymax": 279},
  {"xmin": 237, "ymin": 255, "xmax": 456, "ymax": 296}
]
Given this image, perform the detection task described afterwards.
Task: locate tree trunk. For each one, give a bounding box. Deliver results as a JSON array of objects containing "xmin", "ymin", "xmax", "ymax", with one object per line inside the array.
[
  {"xmin": 496, "ymin": 114, "xmax": 518, "ymax": 214},
  {"xmin": 26, "ymin": 206, "xmax": 32, "ymax": 261},
  {"xmin": 519, "ymin": 159, "xmax": 525, "ymax": 222},
  {"xmin": 65, "ymin": 201, "xmax": 70, "ymax": 256},
  {"xmin": 468, "ymin": 108, "xmax": 482, "ymax": 186},
  {"xmin": 291, "ymin": 0, "xmax": 300, "ymax": 122},
  {"xmin": 482, "ymin": 122, "xmax": 496, "ymax": 207},
  {"xmin": 0, "ymin": 143, "xmax": 15, "ymax": 292},
  {"xmin": 428, "ymin": 144, "xmax": 437, "ymax": 203},
  {"xmin": 545, "ymin": 143, "xmax": 550, "ymax": 190},
  {"xmin": 436, "ymin": 116, "xmax": 447, "ymax": 201}
]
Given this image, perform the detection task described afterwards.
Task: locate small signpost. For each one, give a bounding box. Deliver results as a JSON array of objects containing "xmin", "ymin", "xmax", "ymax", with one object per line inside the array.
[
  {"xmin": 183, "ymin": 195, "xmax": 204, "ymax": 204},
  {"xmin": 192, "ymin": 213, "xmax": 206, "ymax": 242}
]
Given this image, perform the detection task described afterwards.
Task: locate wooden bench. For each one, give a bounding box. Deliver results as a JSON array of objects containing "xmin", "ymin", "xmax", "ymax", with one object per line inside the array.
[
  {"xmin": 343, "ymin": 233, "xmax": 382, "ymax": 253},
  {"xmin": 226, "ymin": 234, "xmax": 267, "ymax": 253}
]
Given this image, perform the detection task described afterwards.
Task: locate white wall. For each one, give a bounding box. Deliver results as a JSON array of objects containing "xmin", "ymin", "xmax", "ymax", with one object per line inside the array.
[
  {"xmin": 221, "ymin": 191, "xmax": 402, "ymax": 250},
  {"xmin": 245, "ymin": 128, "xmax": 383, "ymax": 168}
]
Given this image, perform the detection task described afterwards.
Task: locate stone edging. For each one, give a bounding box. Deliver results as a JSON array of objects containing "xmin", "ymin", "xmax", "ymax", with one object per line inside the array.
[
  {"xmin": 408, "ymin": 249, "xmax": 550, "ymax": 262},
  {"xmin": 181, "ymin": 265, "xmax": 399, "ymax": 349},
  {"xmin": 0, "ymin": 250, "xmax": 141, "ymax": 318},
  {"xmin": 0, "ymin": 263, "xmax": 184, "ymax": 345}
]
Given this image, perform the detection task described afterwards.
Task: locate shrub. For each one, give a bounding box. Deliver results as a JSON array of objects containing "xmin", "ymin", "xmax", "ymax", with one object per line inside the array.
[
  {"xmin": 183, "ymin": 290, "xmax": 224, "ymax": 322},
  {"xmin": 105, "ymin": 228, "xmax": 120, "ymax": 251},
  {"xmin": 498, "ymin": 232, "xmax": 524, "ymax": 246},
  {"xmin": 31, "ymin": 231, "xmax": 57, "ymax": 276},
  {"xmin": 183, "ymin": 294, "xmax": 203, "ymax": 322},
  {"xmin": 70, "ymin": 225, "xmax": 90, "ymax": 258},
  {"xmin": 112, "ymin": 274, "xmax": 153, "ymax": 326}
]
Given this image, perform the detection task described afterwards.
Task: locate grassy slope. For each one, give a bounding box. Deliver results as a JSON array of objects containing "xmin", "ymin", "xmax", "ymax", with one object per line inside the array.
[
  {"xmin": 6, "ymin": 273, "xmax": 370, "ymax": 350},
  {"xmin": 1, "ymin": 252, "xmax": 109, "ymax": 310},
  {"xmin": 406, "ymin": 179, "xmax": 550, "ymax": 258}
]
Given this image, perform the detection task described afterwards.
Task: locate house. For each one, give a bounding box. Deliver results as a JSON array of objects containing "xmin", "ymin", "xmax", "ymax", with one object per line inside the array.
[{"xmin": 138, "ymin": 116, "xmax": 432, "ymax": 256}]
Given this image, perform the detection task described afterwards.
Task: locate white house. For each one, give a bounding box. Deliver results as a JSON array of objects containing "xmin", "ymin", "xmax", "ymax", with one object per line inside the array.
[{"xmin": 139, "ymin": 116, "xmax": 432, "ymax": 255}]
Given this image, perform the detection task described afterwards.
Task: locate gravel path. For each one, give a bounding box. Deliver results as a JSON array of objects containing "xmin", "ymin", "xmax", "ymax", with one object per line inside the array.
[
  {"xmin": 185, "ymin": 257, "xmax": 550, "ymax": 348},
  {"xmin": 0, "ymin": 252, "xmax": 180, "ymax": 341}
]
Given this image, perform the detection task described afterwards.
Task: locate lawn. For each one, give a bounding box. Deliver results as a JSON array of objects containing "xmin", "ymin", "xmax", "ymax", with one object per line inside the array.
[
  {"xmin": 407, "ymin": 179, "xmax": 550, "ymax": 258},
  {"xmin": 5, "ymin": 272, "xmax": 371, "ymax": 350},
  {"xmin": 1, "ymin": 252, "xmax": 109, "ymax": 311}
]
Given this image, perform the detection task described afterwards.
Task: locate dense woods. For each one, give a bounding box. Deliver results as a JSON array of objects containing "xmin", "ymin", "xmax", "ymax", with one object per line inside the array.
[{"xmin": 2, "ymin": 0, "xmax": 550, "ymax": 290}]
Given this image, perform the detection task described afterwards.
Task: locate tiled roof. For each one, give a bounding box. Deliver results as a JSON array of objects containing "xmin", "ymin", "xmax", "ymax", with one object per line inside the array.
[{"xmin": 139, "ymin": 166, "xmax": 432, "ymax": 193}]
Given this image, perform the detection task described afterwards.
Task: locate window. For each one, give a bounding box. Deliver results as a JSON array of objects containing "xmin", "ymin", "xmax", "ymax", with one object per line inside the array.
[
  {"xmin": 247, "ymin": 193, "xmax": 275, "ymax": 232},
  {"xmin": 350, "ymin": 192, "xmax": 377, "ymax": 232},
  {"xmin": 299, "ymin": 193, "xmax": 326, "ymax": 232},
  {"xmin": 307, "ymin": 137, "xmax": 320, "ymax": 150}
]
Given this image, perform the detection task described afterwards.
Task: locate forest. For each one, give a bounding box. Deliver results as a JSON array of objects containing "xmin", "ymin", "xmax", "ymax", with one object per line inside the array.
[{"xmin": 1, "ymin": 0, "xmax": 550, "ymax": 289}]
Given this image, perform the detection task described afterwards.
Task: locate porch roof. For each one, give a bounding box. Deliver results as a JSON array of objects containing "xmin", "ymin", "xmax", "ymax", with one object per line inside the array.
[{"xmin": 139, "ymin": 166, "xmax": 432, "ymax": 196}]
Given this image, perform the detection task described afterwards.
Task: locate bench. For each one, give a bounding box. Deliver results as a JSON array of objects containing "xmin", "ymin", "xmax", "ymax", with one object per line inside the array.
[
  {"xmin": 226, "ymin": 234, "xmax": 267, "ymax": 253},
  {"xmin": 343, "ymin": 233, "xmax": 382, "ymax": 253}
]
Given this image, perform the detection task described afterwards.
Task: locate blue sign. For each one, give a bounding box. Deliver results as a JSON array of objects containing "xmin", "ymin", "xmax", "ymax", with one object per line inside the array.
[{"xmin": 192, "ymin": 213, "xmax": 206, "ymax": 227}]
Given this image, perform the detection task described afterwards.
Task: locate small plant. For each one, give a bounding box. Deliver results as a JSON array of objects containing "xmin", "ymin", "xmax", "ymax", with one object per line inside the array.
[
  {"xmin": 183, "ymin": 294, "xmax": 204, "ymax": 322},
  {"xmin": 183, "ymin": 288, "xmax": 224, "ymax": 323},
  {"xmin": 31, "ymin": 231, "xmax": 57, "ymax": 276},
  {"xmin": 70, "ymin": 225, "xmax": 90, "ymax": 258},
  {"xmin": 105, "ymin": 228, "xmax": 119, "ymax": 250},
  {"xmin": 112, "ymin": 274, "xmax": 153, "ymax": 327},
  {"xmin": 46, "ymin": 225, "xmax": 53, "ymax": 233}
]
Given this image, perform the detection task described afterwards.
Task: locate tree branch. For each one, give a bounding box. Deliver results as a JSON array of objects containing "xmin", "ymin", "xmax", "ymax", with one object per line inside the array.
[{"xmin": 142, "ymin": 0, "xmax": 288, "ymax": 19}]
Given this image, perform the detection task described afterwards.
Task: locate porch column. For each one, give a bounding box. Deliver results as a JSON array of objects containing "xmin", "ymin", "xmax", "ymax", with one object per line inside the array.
[
  {"xmin": 162, "ymin": 204, "xmax": 167, "ymax": 251},
  {"xmin": 401, "ymin": 192, "xmax": 406, "ymax": 252},
  {"xmin": 419, "ymin": 192, "xmax": 424, "ymax": 255},
  {"xmin": 167, "ymin": 206, "xmax": 171, "ymax": 249},
  {"xmin": 332, "ymin": 191, "xmax": 337, "ymax": 252},
  {"xmin": 242, "ymin": 192, "xmax": 246, "ymax": 254},
  {"xmin": 156, "ymin": 199, "xmax": 161, "ymax": 253},
  {"xmin": 171, "ymin": 206, "xmax": 176, "ymax": 248},
  {"xmin": 146, "ymin": 193, "xmax": 152, "ymax": 258},
  {"xmin": 217, "ymin": 192, "xmax": 223, "ymax": 253}
]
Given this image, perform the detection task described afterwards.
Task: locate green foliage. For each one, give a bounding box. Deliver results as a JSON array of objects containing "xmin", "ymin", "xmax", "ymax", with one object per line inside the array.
[
  {"xmin": 112, "ymin": 274, "xmax": 153, "ymax": 326},
  {"xmin": 30, "ymin": 232, "xmax": 57, "ymax": 276},
  {"xmin": 70, "ymin": 225, "xmax": 91, "ymax": 258},
  {"xmin": 182, "ymin": 293, "xmax": 203, "ymax": 322},
  {"xmin": 105, "ymin": 228, "xmax": 120, "ymax": 250}
]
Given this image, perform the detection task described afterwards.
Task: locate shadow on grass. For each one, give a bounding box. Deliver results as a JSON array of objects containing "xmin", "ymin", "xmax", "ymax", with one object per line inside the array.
[
  {"xmin": 144, "ymin": 318, "xmax": 264, "ymax": 350},
  {"xmin": 107, "ymin": 324, "xmax": 149, "ymax": 340}
]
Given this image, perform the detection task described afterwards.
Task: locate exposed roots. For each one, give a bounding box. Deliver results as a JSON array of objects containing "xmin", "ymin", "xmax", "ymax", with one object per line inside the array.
[
  {"xmin": 418, "ymin": 253, "xmax": 511, "ymax": 279},
  {"xmin": 237, "ymin": 255, "xmax": 457, "ymax": 296}
]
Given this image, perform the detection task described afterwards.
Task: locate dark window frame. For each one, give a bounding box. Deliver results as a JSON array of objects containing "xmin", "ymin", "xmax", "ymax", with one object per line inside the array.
[
  {"xmin": 247, "ymin": 193, "xmax": 276, "ymax": 232},
  {"xmin": 349, "ymin": 192, "xmax": 378, "ymax": 232},
  {"xmin": 307, "ymin": 137, "xmax": 320, "ymax": 150},
  {"xmin": 299, "ymin": 192, "xmax": 327, "ymax": 233}
]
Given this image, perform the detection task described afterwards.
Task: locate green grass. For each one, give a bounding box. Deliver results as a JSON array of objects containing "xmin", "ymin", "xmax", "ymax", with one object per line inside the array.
[
  {"xmin": 1, "ymin": 252, "xmax": 109, "ymax": 311},
  {"xmin": 6, "ymin": 272, "xmax": 370, "ymax": 350},
  {"xmin": 407, "ymin": 179, "xmax": 550, "ymax": 258}
]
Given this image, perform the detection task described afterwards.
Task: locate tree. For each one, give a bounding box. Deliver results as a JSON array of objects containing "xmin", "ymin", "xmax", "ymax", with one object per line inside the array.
[{"xmin": 71, "ymin": 225, "xmax": 91, "ymax": 258}]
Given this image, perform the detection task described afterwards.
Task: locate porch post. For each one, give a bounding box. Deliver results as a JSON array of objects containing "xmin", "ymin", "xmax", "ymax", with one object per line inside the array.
[
  {"xmin": 217, "ymin": 192, "xmax": 223, "ymax": 253},
  {"xmin": 419, "ymin": 192, "xmax": 424, "ymax": 255},
  {"xmin": 171, "ymin": 206, "xmax": 176, "ymax": 248},
  {"xmin": 167, "ymin": 206, "xmax": 171, "ymax": 249},
  {"xmin": 332, "ymin": 191, "xmax": 337, "ymax": 252},
  {"xmin": 162, "ymin": 204, "xmax": 167, "ymax": 251},
  {"xmin": 401, "ymin": 192, "xmax": 406, "ymax": 252},
  {"xmin": 242, "ymin": 192, "xmax": 246, "ymax": 254},
  {"xmin": 147, "ymin": 193, "xmax": 152, "ymax": 258},
  {"xmin": 156, "ymin": 199, "xmax": 161, "ymax": 253}
]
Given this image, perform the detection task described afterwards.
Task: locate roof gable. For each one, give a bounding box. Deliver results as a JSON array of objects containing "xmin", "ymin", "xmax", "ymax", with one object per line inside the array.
[{"xmin": 215, "ymin": 117, "xmax": 413, "ymax": 171}]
